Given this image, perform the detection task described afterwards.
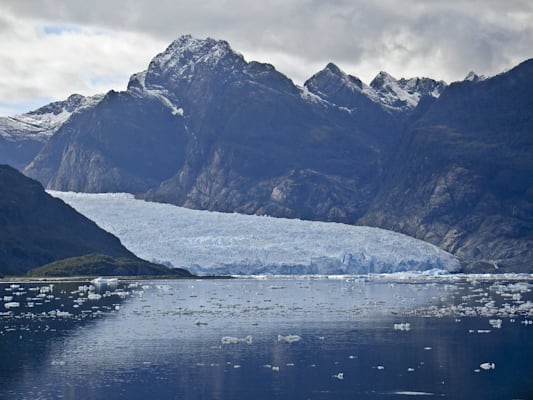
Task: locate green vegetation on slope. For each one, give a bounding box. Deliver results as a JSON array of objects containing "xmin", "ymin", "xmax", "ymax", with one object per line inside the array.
[{"xmin": 27, "ymin": 253, "xmax": 192, "ymax": 277}]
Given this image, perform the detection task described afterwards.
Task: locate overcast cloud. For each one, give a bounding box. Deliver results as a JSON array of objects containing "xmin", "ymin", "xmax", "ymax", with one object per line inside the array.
[{"xmin": 0, "ymin": 0, "xmax": 532, "ymax": 116}]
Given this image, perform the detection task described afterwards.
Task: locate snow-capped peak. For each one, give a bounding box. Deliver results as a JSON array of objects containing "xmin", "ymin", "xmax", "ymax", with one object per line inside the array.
[
  {"xmin": 304, "ymin": 63, "xmax": 379, "ymax": 106},
  {"xmin": 305, "ymin": 64, "xmax": 447, "ymax": 113},
  {"xmin": 464, "ymin": 71, "xmax": 487, "ymax": 82},
  {"xmin": 370, "ymin": 71, "xmax": 446, "ymax": 111},
  {"xmin": 0, "ymin": 93, "xmax": 104, "ymax": 142},
  {"xmin": 370, "ymin": 71, "xmax": 398, "ymax": 89},
  {"xmin": 142, "ymin": 35, "xmax": 246, "ymax": 89}
]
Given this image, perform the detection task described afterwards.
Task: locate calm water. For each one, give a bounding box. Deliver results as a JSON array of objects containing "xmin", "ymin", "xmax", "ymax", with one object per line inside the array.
[{"xmin": 1, "ymin": 276, "xmax": 532, "ymax": 399}]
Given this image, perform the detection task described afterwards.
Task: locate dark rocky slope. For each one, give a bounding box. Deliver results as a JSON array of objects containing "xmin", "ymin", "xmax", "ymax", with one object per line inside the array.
[
  {"xmin": 0, "ymin": 164, "xmax": 188, "ymax": 276},
  {"xmin": 361, "ymin": 59, "xmax": 533, "ymax": 272}
]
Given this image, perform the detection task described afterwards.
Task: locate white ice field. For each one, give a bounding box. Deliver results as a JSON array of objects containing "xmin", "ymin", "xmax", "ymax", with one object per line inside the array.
[{"xmin": 49, "ymin": 191, "xmax": 462, "ymax": 276}]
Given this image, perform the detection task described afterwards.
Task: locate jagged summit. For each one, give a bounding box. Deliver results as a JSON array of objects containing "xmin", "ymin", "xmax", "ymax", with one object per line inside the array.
[
  {"xmin": 370, "ymin": 71, "xmax": 397, "ymax": 88},
  {"xmin": 150, "ymin": 35, "xmax": 244, "ymax": 73},
  {"xmin": 126, "ymin": 34, "xmax": 297, "ymax": 112},
  {"xmin": 305, "ymin": 64, "xmax": 446, "ymax": 114},
  {"xmin": 464, "ymin": 71, "xmax": 487, "ymax": 82},
  {"xmin": 140, "ymin": 35, "xmax": 247, "ymax": 91},
  {"xmin": 370, "ymin": 71, "xmax": 446, "ymax": 111},
  {"xmin": 305, "ymin": 63, "xmax": 366, "ymax": 94}
]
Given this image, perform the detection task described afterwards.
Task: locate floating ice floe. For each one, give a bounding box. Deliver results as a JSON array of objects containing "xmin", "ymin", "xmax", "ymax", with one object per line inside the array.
[
  {"xmin": 277, "ymin": 334, "xmax": 301, "ymax": 343},
  {"xmin": 394, "ymin": 323, "xmax": 411, "ymax": 331},
  {"xmin": 393, "ymin": 391, "xmax": 434, "ymax": 396},
  {"xmin": 4, "ymin": 302, "xmax": 20, "ymax": 309},
  {"xmin": 488, "ymin": 319, "xmax": 502, "ymax": 328},
  {"xmin": 91, "ymin": 277, "xmax": 119, "ymax": 289},
  {"xmin": 480, "ymin": 362, "xmax": 495, "ymax": 370},
  {"xmin": 221, "ymin": 335, "xmax": 253, "ymax": 345}
]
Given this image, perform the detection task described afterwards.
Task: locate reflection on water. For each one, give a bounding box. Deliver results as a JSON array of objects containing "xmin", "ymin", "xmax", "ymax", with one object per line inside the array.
[{"xmin": 1, "ymin": 275, "xmax": 532, "ymax": 399}]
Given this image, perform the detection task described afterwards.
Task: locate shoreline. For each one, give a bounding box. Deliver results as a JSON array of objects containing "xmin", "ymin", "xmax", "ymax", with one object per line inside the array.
[
  {"xmin": 0, "ymin": 274, "xmax": 233, "ymax": 283},
  {"xmin": 1, "ymin": 272, "xmax": 533, "ymax": 284}
]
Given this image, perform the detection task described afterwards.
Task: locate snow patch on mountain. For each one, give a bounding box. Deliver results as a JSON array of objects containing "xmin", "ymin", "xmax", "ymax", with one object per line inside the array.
[
  {"xmin": 49, "ymin": 191, "xmax": 462, "ymax": 276},
  {"xmin": 0, "ymin": 93, "xmax": 104, "ymax": 141}
]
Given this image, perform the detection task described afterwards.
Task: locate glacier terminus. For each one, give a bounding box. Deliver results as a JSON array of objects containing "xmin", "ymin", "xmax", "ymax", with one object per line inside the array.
[{"xmin": 50, "ymin": 191, "xmax": 461, "ymax": 276}]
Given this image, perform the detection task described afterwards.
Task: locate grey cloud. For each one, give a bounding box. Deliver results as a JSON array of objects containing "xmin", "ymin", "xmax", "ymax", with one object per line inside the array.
[{"xmin": 0, "ymin": 0, "xmax": 532, "ymax": 114}]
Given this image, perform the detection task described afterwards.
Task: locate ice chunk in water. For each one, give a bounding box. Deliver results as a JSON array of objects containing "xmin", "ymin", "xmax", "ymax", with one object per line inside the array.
[
  {"xmin": 480, "ymin": 362, "xmax": 495, "ymax": 370},
  {"xmin": 489, "ymin": 319, "xmax": 502, "ymax": 328},
  {"xmin": 394, "ymin": 323, "xmax": 411, "ymax": 331},
  {"xmin": 221, "ymin": 336, "xmax": 253, "ymax": 345},
  {"xmin": 4, "ymin": 302, "xmax": 20, "ymax": 309},
  {"xmin": 277, "ymin": 334, "xmax": 301, "ymax": 343}
]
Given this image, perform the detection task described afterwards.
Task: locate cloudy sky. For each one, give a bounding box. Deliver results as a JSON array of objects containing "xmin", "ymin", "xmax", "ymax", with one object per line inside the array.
[{"xmin": 1, "ymin": 0, "xmax": 532, "ymax": 116}]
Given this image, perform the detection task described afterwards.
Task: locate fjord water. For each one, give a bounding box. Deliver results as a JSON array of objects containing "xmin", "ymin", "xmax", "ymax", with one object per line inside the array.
[{"xmin": 1, "ymin": 276, "xmax": 532, "ymax": 399}]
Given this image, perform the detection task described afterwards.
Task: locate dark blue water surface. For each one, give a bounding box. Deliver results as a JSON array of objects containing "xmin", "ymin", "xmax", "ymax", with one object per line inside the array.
[{"xmin": 1, "ymin": 275, "xmax": 532, "ymax": 400}]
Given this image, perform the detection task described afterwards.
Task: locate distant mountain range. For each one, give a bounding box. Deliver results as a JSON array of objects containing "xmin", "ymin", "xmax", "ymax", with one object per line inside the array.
[{"xmin": 1, "ymin": 35, "xmax": 531, "ymax": 273}]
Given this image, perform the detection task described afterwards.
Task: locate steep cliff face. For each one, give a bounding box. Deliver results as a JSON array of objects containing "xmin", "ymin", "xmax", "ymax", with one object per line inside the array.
[
  {"xmin": 25, "ymin": 90, "xmax": 189, "ymax": 193},
  {"xmin": 360, "ymin": 59, "xmax": 533, "ymax": 272}
]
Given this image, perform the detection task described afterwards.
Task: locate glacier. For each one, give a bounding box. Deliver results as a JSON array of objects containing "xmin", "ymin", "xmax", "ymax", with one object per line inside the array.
[{"xmin": 49, "ymin": 191, "xmax": 461, "ymax": 276}]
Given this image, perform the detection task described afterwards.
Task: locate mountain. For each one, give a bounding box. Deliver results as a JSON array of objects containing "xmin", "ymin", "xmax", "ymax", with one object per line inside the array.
[
  {"xmin": 361, "ymin": 59, "xmax": 533, "ymax": 272},
  {"xmin": 303, "ymin": 63, "xmax": 446, "ymax": 118},
  {"xmin": 0, "ymin": 94, "xmax": 103, "ymax": 169},
  {"xmin": 6, "ymin": 35, "xmax": 532, "ymax": 272},
  {"xmin": 369, "ymin": 71, "xmax": 446, "ymax": 113},
  {"xmin": 0, "ymin": 164, "xmax": 189, "ymax": 276},
  {"xmin": 24, "ymin": 35, "xmax": 402, "ymax": 223}
]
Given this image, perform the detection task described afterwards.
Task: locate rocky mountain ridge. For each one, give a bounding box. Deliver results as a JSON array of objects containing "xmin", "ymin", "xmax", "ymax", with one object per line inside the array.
[
  {"xmin": 1, "ymin": 35, "xmax": 531, "ymax": 272},
  {"xmin": 0, "ymin": 93, "xmax": 103, "ymax": 169}
]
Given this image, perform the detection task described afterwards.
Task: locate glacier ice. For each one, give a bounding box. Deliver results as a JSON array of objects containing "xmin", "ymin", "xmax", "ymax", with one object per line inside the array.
[{"xmin": 49, "ymin": 191, "xmax": 462, "ymax": 276}]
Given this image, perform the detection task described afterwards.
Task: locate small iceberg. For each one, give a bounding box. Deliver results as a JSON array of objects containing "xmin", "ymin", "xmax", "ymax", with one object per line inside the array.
[
  {"xmin": 91, "ymin": 277, "xmax": 119, "ymax": 292},
  {"xmin": 394, "ymin": 323, "xmax": 411, "ymax": 331},
  {"xmin": 91, "ymin": 277, "xmax": 119, "ymax": 286},
  {"xmin": 4, "ymin": 302, "xmax": 20, "ymax": 309},
  {"xmin": 277, "ymin": 334, "xmax": 301, "ymax": 343},
  {"xmin": 480, "ymin": 362, "xmax": 495, "ymax": 370},
  {"xmin": 221, "ymin": 335, "xmax": 253, "ymax": 345}
]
